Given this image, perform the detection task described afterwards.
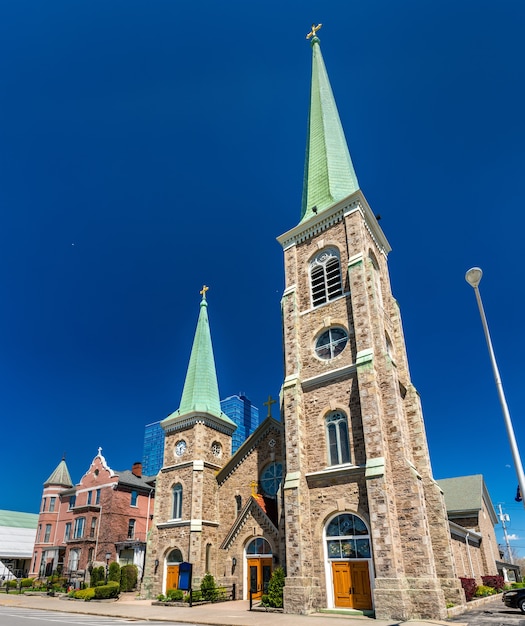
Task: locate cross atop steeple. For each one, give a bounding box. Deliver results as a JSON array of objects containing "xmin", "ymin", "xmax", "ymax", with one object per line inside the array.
[
  {"xmin": 306, "ymin": 23, "xmax": 322, "ymax": 40},
  {"xmin": 200, "ymin": 284, "xmax": 209, "ymax": 300}
]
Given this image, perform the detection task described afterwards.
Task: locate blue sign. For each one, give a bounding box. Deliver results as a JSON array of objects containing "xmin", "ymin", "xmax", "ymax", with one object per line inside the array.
[{"xmin": 178, "ymin": 562, "xmax": 192, "ymax": 591}]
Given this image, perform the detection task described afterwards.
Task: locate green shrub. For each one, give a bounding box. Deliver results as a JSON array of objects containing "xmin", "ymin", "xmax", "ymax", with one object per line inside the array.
[
  {"xmin": 166, "ymin": 588, "xmax": 184, "ymax": 601},
  {"xmin": 266, "ymin": 567, "xmax": 285, "ymax": 608},
  {"xmin": 90, "ymin": 566, "xmax": 105, "ymax": 586},
  {"xmin": 7, "ymin": 580, "xmax": 18, "ymax": 589},
  {"xmin": 200, "ymin": 573, "xmax": 218, "ymax": 601},
  {"xmin": 94, "ymin": 581, "xmax": 120, "ymax": 600},
  {"xmin": 120, "ymin": 564, "xmax": 138, "ymax": 592},
  {"xmin": 108, "ymin": 562, "xmax": 120, "ymax": 583},
  {"xmin": 186, "ymin": 590, "xmax": 202, "ymax": 602},
  {"xmin": 20, "ymin": 578, "xmax": 34, "ymax": 588},
  {"xmin": 474, "ymin": 585, "xmax": 496, "ymax": 597},
  {"xmin": 74, "ymin": 588, "xmax": 95, "ymax": 601},
  {"xmin": 156, "ymin": 593, "xmax": 166, "ymax": 601}
]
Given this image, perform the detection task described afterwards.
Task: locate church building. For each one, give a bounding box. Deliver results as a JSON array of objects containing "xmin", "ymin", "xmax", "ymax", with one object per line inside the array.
[{"xmin": 143, "ymin": 28, "xmax": 465, "ymax": 620}]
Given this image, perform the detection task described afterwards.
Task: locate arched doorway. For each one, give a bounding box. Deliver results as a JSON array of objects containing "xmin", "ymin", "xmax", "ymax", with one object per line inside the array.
[
  {"xmin": 325, "ymin": 513, "xmax": 373, "ymax": 610},
  {"xmin": 245, "ymin": 537, "xmax": 272, "ymax": 601},
  {"xmin": 166, "ymin": 548, "xmax": 183, "ymax": 591}
]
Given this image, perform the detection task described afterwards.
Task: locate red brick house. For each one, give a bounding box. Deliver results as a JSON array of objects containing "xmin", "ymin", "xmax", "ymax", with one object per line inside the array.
[{"xmin": 30, "ymin": 449, "xmax": 155, "ymax": 585}]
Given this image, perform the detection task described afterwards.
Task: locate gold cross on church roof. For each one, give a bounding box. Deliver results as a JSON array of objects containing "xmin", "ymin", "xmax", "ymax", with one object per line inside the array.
[
  {"xmin": 263, "ymin": 394, "xmax": 276, "ymax": 418},
  {"xmin": 306, "ymin": 23, "xmax": 322, "ymax": 39},
  {"xmin": 200, "ymin": 285, "xmax": 209, "ymax": 299}
]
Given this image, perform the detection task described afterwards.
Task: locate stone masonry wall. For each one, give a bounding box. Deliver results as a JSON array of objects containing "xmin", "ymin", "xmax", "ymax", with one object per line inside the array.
[{"xmin": 281, "ymin": 199, "xmax": 456, "ymax": 619}]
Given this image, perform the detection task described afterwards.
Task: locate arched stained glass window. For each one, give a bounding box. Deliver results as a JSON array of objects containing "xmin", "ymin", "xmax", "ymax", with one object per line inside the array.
[
  {"xmin": 310, "ymin": 249, "xmax": 343, "ymax": 307},
  {"xmin": 326, "ymin": 411, "xmax": 350, "ymax": 466},
  {"xmin": 326, "ymin": 513, "xmax": 371, "ymax": 559},
  {"xmin": 246, "ymin": 537, "xmax": 272, "ymax": 555}
]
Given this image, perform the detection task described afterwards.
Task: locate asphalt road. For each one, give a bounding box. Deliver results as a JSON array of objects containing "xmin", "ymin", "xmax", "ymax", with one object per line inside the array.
[
  {"xmin": 0, "ymin": 606, "xmax": 198, "ymax": 626},
  {"xmin": 448, "ymin": 596, "xmax": 525, "ymax": 626}
]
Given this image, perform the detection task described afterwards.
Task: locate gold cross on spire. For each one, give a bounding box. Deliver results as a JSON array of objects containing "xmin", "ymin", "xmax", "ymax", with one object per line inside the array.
[
  {"xmin": 263, "ymin": 394, "xmax": 276, "ymax": 418},
  {"xmin": 306, "ymin": 23, "xmax": 322, "ymax": 40},
  {"xmin": 200, "ymin": 285, "xmax": 209, "ymax": 299}
]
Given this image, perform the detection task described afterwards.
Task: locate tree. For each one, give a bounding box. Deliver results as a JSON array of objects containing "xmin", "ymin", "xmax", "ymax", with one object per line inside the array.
[
  {"xmin": 200, "ymin": 572, "xmax": 218, "ymax": 601},
  {"xmin": 266, "ymin": 567, "xmax": 285, "ymax": 608}
]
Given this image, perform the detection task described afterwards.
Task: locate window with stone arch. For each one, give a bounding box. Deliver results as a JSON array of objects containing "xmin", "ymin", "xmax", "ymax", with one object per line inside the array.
[
  {"xmin": 310, "ymin": 248, "xmax": 343, "ymax": 308},
  {"xmin": 325, "ymin": 513, "xmax": 371, "ymax": 559},
  {"xmin": 246, "ymin": 537, "xmax": 272, "ymax": 556},
  {"xmin": 326, "ymin": 410, "xmax": 350, "ymax": 466},
  {"xmin": 167, "ymin": 548, "xmax": 183, "ymax": 565},
  {"xmin": 368, "ymin": 250, "xmax": 383, "ymax": 308},
  {"xmin": 172, "ymin": 483, "xmax": 183, "ymax": 520}
]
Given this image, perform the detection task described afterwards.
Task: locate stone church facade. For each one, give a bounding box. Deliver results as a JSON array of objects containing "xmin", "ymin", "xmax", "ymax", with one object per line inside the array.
[{"xmin": 143, "ymin": 31, "xmax": 465, "ymax": 620}]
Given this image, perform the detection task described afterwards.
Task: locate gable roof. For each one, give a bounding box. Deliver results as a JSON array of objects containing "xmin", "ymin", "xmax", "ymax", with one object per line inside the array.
[
  {"xmin": 114, "ymin": 469, "xmax": 155, "ymax": 491},
  {"xmin": 216, "ymin": 416, "xmax": 283, "ymax": 486},
  {"xmin": 220, "ymin": 495, "xmax": 278, "ymax": 551},
  {"xmin": 437, "ymin": 474, "xmax": 498, "ymax": 525}
]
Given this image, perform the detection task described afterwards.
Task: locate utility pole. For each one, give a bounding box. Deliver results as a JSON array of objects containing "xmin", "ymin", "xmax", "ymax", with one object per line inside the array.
[{"xmin": 498, "ymin": 504, "xmax": 514, "ymax": 564}]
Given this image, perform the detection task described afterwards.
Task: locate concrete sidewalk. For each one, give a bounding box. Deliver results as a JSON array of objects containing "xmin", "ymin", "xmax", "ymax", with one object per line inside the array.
[{"xmin": 0, "ymin": 591, "xmax": 466, "ymax": 626}]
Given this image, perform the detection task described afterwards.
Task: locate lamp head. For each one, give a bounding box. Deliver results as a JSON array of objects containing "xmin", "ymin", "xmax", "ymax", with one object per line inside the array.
[{"xmin": 465, "ymin": 267, "xmax": 483, "ymax": 288}]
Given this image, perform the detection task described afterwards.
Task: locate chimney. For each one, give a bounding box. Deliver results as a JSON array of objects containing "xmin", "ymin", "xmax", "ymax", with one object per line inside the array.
[{"xmin": 132, "ymin": 462, "xmax": 142, "ymax": 478}]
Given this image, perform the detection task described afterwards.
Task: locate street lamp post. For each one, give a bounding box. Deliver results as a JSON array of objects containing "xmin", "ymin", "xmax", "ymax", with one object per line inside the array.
[
  {"xmin": 465, "ymin": 267, "xmax": 525, "ymax": 511},
  {"xmin": 105, "ymin": 552, "xmax": 111, "ymax": 584}
]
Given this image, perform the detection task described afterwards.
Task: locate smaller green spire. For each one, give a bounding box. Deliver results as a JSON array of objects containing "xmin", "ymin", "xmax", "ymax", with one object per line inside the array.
[{"xmin": 165, "ymin": 287, "xmax": 235, "ymax": 427}]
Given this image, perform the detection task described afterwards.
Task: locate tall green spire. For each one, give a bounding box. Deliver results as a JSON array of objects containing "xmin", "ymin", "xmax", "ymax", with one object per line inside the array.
[
  {"xmin": 300, "ymin": 30, "xmax": 360, "ymax": 223},
  {"xmin": 164, "ymin": 287, "xmax": 235, "ymax": 427}
]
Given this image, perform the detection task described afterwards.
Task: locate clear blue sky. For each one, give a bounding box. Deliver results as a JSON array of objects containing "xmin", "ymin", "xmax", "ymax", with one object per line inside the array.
[{"xmin": 2, "ymin": 2, "xmax": 525, "ymax": 556}]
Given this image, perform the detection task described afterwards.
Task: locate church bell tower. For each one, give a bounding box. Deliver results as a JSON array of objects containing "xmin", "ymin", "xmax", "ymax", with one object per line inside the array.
[{"xmin": 278, "ymin": 26, "xmax": 463, "ymax": 620}]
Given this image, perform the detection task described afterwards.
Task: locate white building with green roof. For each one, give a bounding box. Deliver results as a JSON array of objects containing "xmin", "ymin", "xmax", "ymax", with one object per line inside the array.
[{"xmin": 0, "ymin": 509, "xmax": 38, "ymax": 579}]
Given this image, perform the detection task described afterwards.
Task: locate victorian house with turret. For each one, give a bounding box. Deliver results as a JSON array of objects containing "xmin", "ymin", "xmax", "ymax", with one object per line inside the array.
[{"xmin": 31, "ymin": 451, "xmax": 154, "ymax": 585}]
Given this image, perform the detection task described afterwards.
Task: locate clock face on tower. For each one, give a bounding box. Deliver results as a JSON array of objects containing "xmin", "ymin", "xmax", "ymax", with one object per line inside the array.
[{"xmin": 175, "ymin": 440, "xmax": 186, "ymax": 457}]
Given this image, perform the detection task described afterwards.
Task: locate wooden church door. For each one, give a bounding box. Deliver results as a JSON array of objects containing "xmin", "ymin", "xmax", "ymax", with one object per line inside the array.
[{"xmin": 332, "ymin": 561, "xmax": 372, "ymax": 609}]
